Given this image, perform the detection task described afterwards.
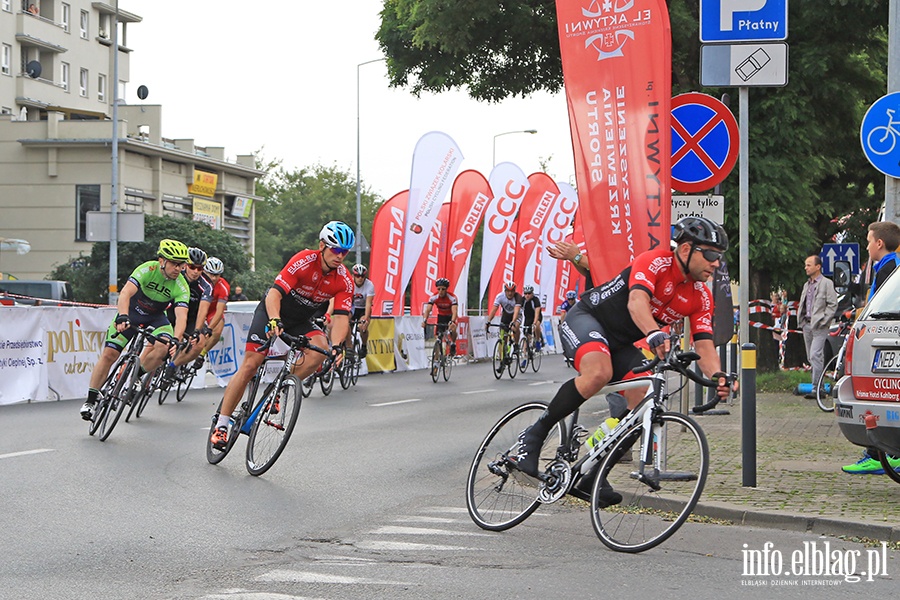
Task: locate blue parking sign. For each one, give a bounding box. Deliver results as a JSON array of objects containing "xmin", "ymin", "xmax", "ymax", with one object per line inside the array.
[
  {"xmin": 700, "ymin": 0, "xmax": 788, "ymax": 43},
  {"xmin": 860, "ymin": 92, "xmax": 900, "ymax": 178}
]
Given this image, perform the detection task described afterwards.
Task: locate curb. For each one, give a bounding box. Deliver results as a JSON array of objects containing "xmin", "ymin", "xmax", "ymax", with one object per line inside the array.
[{"xmin": 694, "ymin": 499, "xmax": 900, "ymax": 542}]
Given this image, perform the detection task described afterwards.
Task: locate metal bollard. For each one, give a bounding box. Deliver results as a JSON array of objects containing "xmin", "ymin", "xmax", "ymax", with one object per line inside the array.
[{"xmin": 741, "ymin": 343, "xmax": 757, "ymax": 487}]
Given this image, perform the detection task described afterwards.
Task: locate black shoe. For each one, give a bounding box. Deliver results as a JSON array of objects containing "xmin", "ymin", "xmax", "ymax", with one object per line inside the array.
[
  {"xmin": 511, "ymin": 425, "xmax": 545, "ymax": 476},
  {"xmin": 193, "ymin": 356, "xmax": 205, "ymax": 370},
  {"xmin": 595, "ymin": 480, "xmax": 623, "ymax": 508},
  {"xmin": 359, "ymin": 346, "xmax": 367, "ymax": 358},
  {"xmin": 450, "ymin": 343, "xmax": 457, "ymax": 355}
]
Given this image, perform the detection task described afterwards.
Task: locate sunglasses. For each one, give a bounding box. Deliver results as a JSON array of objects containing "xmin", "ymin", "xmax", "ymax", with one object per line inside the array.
[
  {"xmin": 186, "ymin": 264, "xmax": 204, "ymax": 271},
  {"xmin": 326, "ymin": 246, "xmax": 350, "ymax": 256},
  {"xmin": 166, "ymin": 260, "xmax": 186, "ymax": 268},
  {"xmin": 696, "ymin": 248, "xmax": 724, "ymax": 263}
]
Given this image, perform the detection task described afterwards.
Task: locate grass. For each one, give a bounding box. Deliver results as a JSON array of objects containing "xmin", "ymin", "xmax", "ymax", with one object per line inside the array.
[{"xmin": 755, "ymin": 369, "xmax": 811, "ymax": 393}]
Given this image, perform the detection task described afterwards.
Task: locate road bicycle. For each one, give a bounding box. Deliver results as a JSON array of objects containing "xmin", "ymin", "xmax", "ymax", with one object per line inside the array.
[
  {"xmin": 465, "ymin": 334, "xmax": 726, "ymax": 553},
  {"xmin": 517, "ymin": 324, "xmax": 542, "ymax": 373},
  {"xmin": 206, "ymin": 331, "xmax": 330, "ymax": 476},
  {"xmin": 487, "ymin": 322, "xmax": 519, "ymax": 380},
  {"xmin": 815, "ymin": 311, "xmax": 854, "ymax": 412},
  {"xmin": 89, "ymin": 325, "xmax": 166, "ymax": 441},
  {"xmin": 429, "ymin": 322, "xmax": 454, "ymax": 383},
  {"xmin": 338, "ymin": 319, "xmax": 364, "ymax": 390},
  {"xmin": 302, "ymin": 353, "xmax": 337, "ymax": 397},
  {"xmin": 866, "ymin": 108, "xmax": 900, "ymax": 156}
]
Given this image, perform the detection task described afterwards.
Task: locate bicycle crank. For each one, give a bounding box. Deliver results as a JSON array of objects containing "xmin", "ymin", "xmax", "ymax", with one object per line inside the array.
[{"xmin": 538, "ymin": 460, "xmax": 572, "ymax": 504}]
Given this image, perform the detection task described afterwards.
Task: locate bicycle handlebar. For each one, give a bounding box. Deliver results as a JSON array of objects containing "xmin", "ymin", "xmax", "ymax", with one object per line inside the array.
[{"xmin": 630, "ymin": 348, "xmax": 733, "ymax": 414}]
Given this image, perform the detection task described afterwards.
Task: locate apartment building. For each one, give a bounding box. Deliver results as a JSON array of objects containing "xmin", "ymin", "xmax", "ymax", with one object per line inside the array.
[{"xmin": 0, "ymin": 1, "xmax": 264, "ymax": 279}]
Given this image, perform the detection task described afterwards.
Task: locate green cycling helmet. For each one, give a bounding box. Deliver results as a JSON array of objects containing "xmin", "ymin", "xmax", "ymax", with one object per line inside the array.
[{"xmin": 157, "ymin": 239, "xmax": 189, "ymax": 262}]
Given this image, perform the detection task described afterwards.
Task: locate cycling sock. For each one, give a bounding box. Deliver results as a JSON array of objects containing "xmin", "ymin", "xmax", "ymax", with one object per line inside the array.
[
  {"xmin": 200, "ymin": 348, "xmax": 208, "ymax": 357},
  {"xmin": 87, "ymin": 388, "xmax": 99, "ymax": 403},
  {"xmin": 216, "ymin": 414, "xmax": 231, "ymax": 429},
  {"xmin": 541, "ymin": 378, "xmax": 588, "ymax": 430}
]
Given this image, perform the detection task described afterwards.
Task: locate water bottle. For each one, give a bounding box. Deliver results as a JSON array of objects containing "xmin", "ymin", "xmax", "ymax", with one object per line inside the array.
[{"xmin": 586, "ymin": 417, "xmax": 619, "ymax": 449}]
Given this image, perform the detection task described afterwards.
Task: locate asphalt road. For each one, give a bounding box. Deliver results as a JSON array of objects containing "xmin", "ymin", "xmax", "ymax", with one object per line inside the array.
[{"xmin": 1, "ymin": 358, "xmax": 896, "ymax": 599}]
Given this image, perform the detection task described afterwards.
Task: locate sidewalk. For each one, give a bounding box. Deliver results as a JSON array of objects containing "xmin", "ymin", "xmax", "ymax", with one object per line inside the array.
[{"xmin": 688, "ymin": 391, "xmax": 900, "ymax": 541}]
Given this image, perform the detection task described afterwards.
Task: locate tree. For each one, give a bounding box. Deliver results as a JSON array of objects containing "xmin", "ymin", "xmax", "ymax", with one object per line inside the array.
[{"xmin": 253, "ymin": 162, "xmax": 381, "ymax": 273}]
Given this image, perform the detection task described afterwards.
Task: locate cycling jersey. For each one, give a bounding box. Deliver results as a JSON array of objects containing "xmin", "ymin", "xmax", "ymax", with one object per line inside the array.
[
  {"xmin": 492, "ymin": 291, "xmax": 523, "ymax": 315},
  {"xmin": 426, "ymin": 292, "xmax": 458, "ymax": 317},
  {"xmin": 272, "ymin": 249, "xmax": 353, "ymax": 319},
  {"xmin": 205, "ymin": 276, "xmax": 230, "ymax": 324},
  {"xmin": 870, "ymin": 252, "xmax": 898, "ymax": 301},
  {"xmin": 352, "ymin": 278, "xmax": 376, "ymax": 310},
  {"xmin": 127, "ymin": 260, "xmax": 190, "ymax": 316},
  {"xmin": 558, "ymin": 299, "xmax": 575, "ymax": 314},
  {"xmin": 582, "ymin": 247, "xmax": 714, "ymax": 346},
  {"xmin": 522, "ymin": 296, "xmax": 542, "ymax": 323},
  {"xmin": 166, "ymin": 272, "xmax": 213, "ymax": 334}
]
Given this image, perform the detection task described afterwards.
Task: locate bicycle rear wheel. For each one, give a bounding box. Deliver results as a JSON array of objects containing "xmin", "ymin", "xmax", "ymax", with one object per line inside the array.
[
  {"xmin": 442, "ymin": 343, "xmax": 452, "ymax": 382},
  {"xmin": 176, "ymin": 365, "xmax": 195, "ymax": 402},
  {"xmin": 506, "ymin": 344, "xmax": 519, "ymax": 379},
  {"xmin": 466, "ymin": 402, "xmax": 564, "ymax": 531},
  {"xmin": 246, "ymin": 375, "xmax": 302, "ymax": 476},
  {"xmin": 591, "ymin": 411, "xmax": 708, "ymax": 553},
  {"xmin": 351, "ymin": 339, "xmax": 362, "ymax": 386},
  {"xmin": 518, "ymin": 338, "xmax": 529, "ymax": 373},
  {"xmin": 492, "ymin": 340, "xmax": 504, "ymax": 380},
  {"xmin": 320, "ymin": 365, "xmax": 335, "ymax": 396},
  {"xmin": 126, "ymin": 371, "xmax": 152, "ymax": 422},
  {"xmin": 531, "ymin": 342, "xmax": 542, "ymax": 372},
  {"xmin": 98, "ymin": 358, "xmax": 137, "ymax": 441},
  {"xmin": 816, "ymin": 354, "xmax": 841, "ymax": 412},
  {"xmin": 338, "ymin": 354, "xmax": 352, "ymax": 389},
  {"xmin": 431, "ymin": 341, "xmax": 441, "ymax": 383}
]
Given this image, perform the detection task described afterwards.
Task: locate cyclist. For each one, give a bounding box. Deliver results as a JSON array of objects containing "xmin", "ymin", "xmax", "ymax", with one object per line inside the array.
[
  {"xmin": 198, "ymin": 256, "xmax": 229, "ymax": 365},
  {"xmin": 164, "ymin": 247, "xmax": 214, "ymax": 377},
  {"xmin": 422, "ymin": 277, "xmax": 458, "ymax": 355},
  {"xmin": 558, "ymin": 290, "xmax": 578, "ymax": 322},
  {"xmin": 521, "ymin": 285, "xmax": 543, "ymax": 350},
  {"xmin": 210, "ymin": 221, "xmax": 355, "ymax": 449},
  {"xmin": 349, "ymin": 264, "xmax": 375, "ymax": 358},
  {"xmin": 485, "ymin": 281, "xmax": 523, "ymax": 343},
  {"xmin": 80, "ymin": 239, "xmax": 191, "ymax": 420},
  {"xmin": 512, "ymin": 217, "xmax": 735, "ymax": 504}
]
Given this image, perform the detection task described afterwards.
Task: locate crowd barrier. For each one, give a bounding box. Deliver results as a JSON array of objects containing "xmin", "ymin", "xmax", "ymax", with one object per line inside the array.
[{"xmin": 0, "ymin": 306, "xmax": 564, "ymax": 405}]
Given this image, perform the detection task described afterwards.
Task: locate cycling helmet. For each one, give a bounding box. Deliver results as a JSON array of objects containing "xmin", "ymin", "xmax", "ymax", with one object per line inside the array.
[
  {"xmin": 351, "ymin": 264, "xmax": 368, "ymax": 277},
  {"xmin": 523, "ymin": 285, "xmax": 534, "ymax": 294},
  {"xmin": 503, "ymin": 281, "xmax": 516, "ymax": 291},
  {"xmin": 205, "ymin": 256, "xmax": 224, "ymax": 275},
  {"xmin": 319, "ymin": 221, "xmax": 355, "ymax": 251},
  {"xmin": 435, "ymin": 278, "xmax": 450, "ymax": 288},
  {"xmin": 672, "ymin": 217, "xmax": 728, "ymax": 251},
  {"xmin": 187, "ymin": 247, "xmax": 207, "ymax": 267},
  {"xmin": 566, "ymin": 290, "xmax": 577, "ymax": 300},
  {"xmin": 157, "ymin": 239, "xmax": 189, "ymax": 262}
]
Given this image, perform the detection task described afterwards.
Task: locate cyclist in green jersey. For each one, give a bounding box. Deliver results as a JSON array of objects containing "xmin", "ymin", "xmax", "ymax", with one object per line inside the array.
[{"xmin": 80, "ymin": 239, "xmax": 192, "ymax": 420}]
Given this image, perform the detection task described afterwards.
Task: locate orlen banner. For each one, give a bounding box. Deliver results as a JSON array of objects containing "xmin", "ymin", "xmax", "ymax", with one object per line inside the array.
[
  {"xmin": 410, "ymin": 203, "xmax": 450, "ymax": 315},
  {"xmin": 400, "ymin": 132, "xmax": 463, "ymax": 299},
  {"xmin": 539, "ymin": 182, "xmax": 579, "ymax": 311},
  {"xmin": 513, "ymin": 172, "xmax": 560, "ymax": 294},
  {"xmin": 480, "ymin": 162, "xmax": 529, "ymax": 305},
  {"xmin": 556, "ymin": 0, "xmax": 672, "ymax": 284},
  {"xmin": 444, "ymin": 170, "xmax": 492, "ymax": 302},
  {"xmin": 370, "ymin": 191, "xmax": 409, "ymax": 316}
]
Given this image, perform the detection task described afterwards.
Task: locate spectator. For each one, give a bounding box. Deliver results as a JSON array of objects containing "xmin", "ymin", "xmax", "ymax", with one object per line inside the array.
[
  {"xmin": 797, "ymin": 255, "xmax": 837, "ymax": 400},
  {"xmin": 230, "ymin": 285, "xmax": 248, "ymax": 301}
]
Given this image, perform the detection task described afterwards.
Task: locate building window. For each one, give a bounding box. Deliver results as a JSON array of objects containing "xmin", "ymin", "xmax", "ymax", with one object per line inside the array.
[
  {"xmin": 1, "ymin": 107, "xmax": 12, "ymax": 115},
  {"xmin": 97, "ymin": 74, "xmax": 106, "ymax": 102},
  {"xmin": 79, "ymin": 10, "xmax": 88, "ymax": 39},
  {"xmin": 61, "ymin": 3, "xmax": 70, "ymax": 32},
  {"xmin": 1, "ymin": 44, "xmax": 10, "ymax": 76},
  {"xmin": 1, "ymin": 0, "xmax": 10, "ymax": 13},
  {"xmin": 76, "ymin": 185, "xmax": 101, "ymax": 241},
  {"xmin": 61, "ymin": 62, "xmax": 69, "ymax": 91},
  {"xmin": 79, "ymin": 68, "xmax": 87, "ymax": 97}
]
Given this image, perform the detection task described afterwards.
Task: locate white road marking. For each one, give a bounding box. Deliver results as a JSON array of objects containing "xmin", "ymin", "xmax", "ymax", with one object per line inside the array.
[
  {"xmin": 369, "ymin": 525, "xmax": 490, "ymax": 537},
  {"xmin": 462, "ymin": 389, "xmax": 496, "ymax": 394},
  {"xmin": 370, "ymin": 398, "xmax": 421, "ymax": 407},
  {"xmin": 422, "ymin": 507, "xmax": 470, "ymax": 514},
  {"xmin": 256, "ymin": 569, "xmax": 411, "ymax": 586},
  {"xmin": 395, "ymin": 516, "xmax": 460, "ymax": 524},
  {"xmin": 356, "ymin": 540, "xmax": 475, "ymax": 551},
  {"xmin": 201, "ymin": 592, "xmax": 314, "ymax": 600},
  {"xmin": 528, "ymin": 380, "xmax": 556, "ymax": 386},
  {"xmin": 0, "ymin": 449, "xmax": 53, "ymax": 460}
]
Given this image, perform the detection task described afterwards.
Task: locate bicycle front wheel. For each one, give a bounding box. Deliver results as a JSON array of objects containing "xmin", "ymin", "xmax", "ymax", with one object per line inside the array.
[
  {"xmin": 320, "ymin": 366, "xmax": 335, "ymax": 396},
  {"xmin": 816, "ymin": 354, "xmax": 841, "ymax": 412},
  {"xmin": 442, "ymin": 344, "xmax": 452, "ymax": 381},
  {"xmin": 531, "ymin": 343, "xmax": 542, "ymax": 372},
  {"xmin": 176, "ymin": 366, "xmax": 195, "ymax": 402},
  {"xmin": 507, "ymin": 345, "xmax": 519, "ymax": 379},
  {"xmin": 98, "ymin": 359, "xmax": 137, "ymax": 441},
  {"xmin": 431, "ymin": 341, "xmax": 441, "ymax": 383},
  {"xmin": 492, "ymin": 340, "xmax": 504, "ymax": 380},
  {"xmin": 338, "ymin": 356, "xmax": 352, "ymax": 390},
  {"xmin": 246, "ymin": 375, "xmax": 302, "ymax": 476},
  {"xmin": 351, "ymin": 339, "xmax": 362, "ymax": 386},
  {"xmin": 466, "ymin": 402, "xmax": 564, "ymax": 531},
  {"xmin": 518, "ymin": 338, "xmax": 529, "ymax": 373},
  {"xmin": 591, "ymin": 411, "xmax": 709, "ymax": 553}
]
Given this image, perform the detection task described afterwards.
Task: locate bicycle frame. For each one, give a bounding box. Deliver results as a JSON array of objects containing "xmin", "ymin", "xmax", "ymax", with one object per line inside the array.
[{"xmin": 237, "ymin": 341, "xmax": 303, "ymax": 434}]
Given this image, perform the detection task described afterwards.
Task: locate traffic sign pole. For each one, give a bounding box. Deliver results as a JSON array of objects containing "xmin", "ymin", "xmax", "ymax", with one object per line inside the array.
[
  {"xmin": 739, "ymin": 87, "xmax": 749, "ymax": 348},
  {"xmin": 887, "ymin": 0, "xmax": 900, "ymax": 224}
]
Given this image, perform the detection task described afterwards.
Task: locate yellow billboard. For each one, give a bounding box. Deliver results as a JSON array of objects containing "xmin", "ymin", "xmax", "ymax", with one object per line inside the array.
[
  {"xmin": 192, "ymin": 198, "xmax": 221, "ymax": 229},
  {"xmin": 188, "ymin": 170, "xmax": 218, "ymax": 197}
]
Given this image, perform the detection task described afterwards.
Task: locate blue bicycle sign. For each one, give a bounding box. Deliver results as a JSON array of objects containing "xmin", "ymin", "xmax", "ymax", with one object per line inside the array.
[{"xmin": 861, "ymin": 92, "xmax": 900, "ymax": 177}]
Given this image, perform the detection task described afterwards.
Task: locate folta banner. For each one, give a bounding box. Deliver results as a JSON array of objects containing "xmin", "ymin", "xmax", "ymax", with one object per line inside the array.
[
  {"xmin": 554, "ymin": 234, "xmax": 577, "ymax": 315},
  {"xmin": 513, "ymin": 172, "xmax": 561, "ymax": 294},
  {"xmin": 539, "ymin": 182, "xmax": 579, "ymax": 312},
  {"xmin": 444, "ymin": 170, "xmax": 492, "ymax": 307},
  {"xmin": 409, "ymin": 203, "xmax": 450, "ymax": 316},
  {"xmin": 486, "ymin": 225, "xmax": 517, "ymax": 312},
  {"xmin": 400, "ymin": 132, "xmax": 464, "ymax": 299},
  {"xmin": 480, "ymin": 162, "xmax": 529, "ymax": 306},
  {"xmin": 369, "ymin": 191, "xmax": 408, "ymax": 316},
  {"xmin": 556, "ymin": 0, "xmax": 672, "ymax": 284}
]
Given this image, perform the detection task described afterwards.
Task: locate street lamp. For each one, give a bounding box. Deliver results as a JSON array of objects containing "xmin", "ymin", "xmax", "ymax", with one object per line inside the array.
[
  {"xmin": 356, "ymin": 57, "xmax": 386, "ymax": 265},
  {"xmin": 492, "ymin": 129, "xmax": 537, "ymax": 167}
]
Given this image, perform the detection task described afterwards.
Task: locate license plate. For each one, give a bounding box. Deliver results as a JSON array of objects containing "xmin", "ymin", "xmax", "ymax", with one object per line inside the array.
[{"xmin": 872, "ymin": 349, "xmax": 900, "ymax": 373}]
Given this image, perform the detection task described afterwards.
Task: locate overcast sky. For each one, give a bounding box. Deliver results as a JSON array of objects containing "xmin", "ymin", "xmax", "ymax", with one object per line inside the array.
[{"xmin": 124, "ymin": 1, "xmax": 576, "ymax": 201}]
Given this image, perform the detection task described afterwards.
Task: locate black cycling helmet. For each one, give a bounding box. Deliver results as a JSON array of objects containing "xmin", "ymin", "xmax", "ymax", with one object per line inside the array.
[
  {"xmin": 672, "ymin": 216, "xmax": 728, "ymax": 251},
  {"xmin": 435, "ymin": 278, "xmax": 450, "ymax": 288},
  {"xmin": 187, "ymin": 247, "xmax": 207, "ymax": 267}
]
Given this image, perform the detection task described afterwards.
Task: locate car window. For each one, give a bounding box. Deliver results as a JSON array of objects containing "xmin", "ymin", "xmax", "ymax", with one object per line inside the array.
[{"xmin": 862, "ymin": 266, "xmax": 900, "ymax": 316}]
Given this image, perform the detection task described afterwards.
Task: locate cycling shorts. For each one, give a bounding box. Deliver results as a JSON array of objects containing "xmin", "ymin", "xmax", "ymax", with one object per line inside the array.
[
  {"xmin": 558, "ymin": 301, "xmax": 645, "ymax": 380},
  {"xmin": 104, "ymin": 311, "xmax": 174, "ymax": 351},
  {"xmin": 245, "ymin": 301, "xmax": 324, "ymax": 354}
]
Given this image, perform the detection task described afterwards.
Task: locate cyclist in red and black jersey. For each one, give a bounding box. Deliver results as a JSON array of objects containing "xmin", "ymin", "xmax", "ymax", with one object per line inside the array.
[
  {"xmin": 210, "ymin": 221, "xmax": 355, "ymax": 449},
  {"xmin": 513, "ymin": 217, "xmax": 736, "ymax": 496},
  {"xmin": 422, "ymin": 277, "xmax": 458, "ymax": 355}
]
